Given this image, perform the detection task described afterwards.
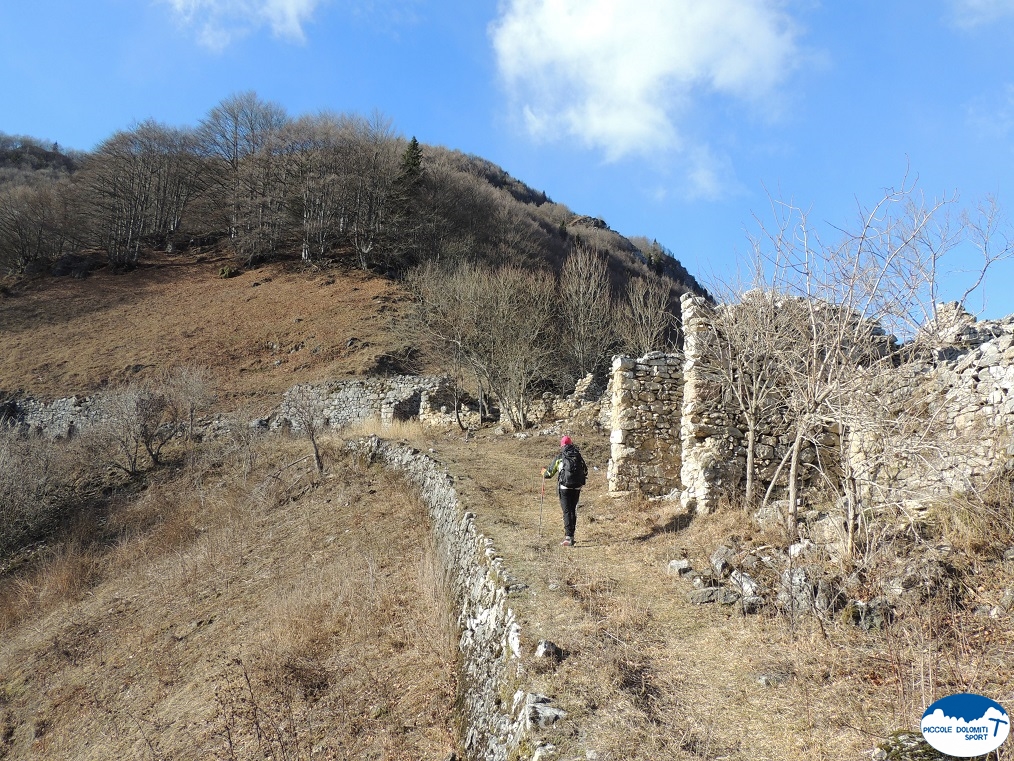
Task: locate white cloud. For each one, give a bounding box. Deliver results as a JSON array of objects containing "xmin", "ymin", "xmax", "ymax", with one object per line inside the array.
[
  {"xmin": 951, "ymin": 0, "xmax": 1014, "ymax": 27},
  {"xmin": 490, "ymin": 0, "xmax": 801, "ymax": 169},
  {"xmin": 161, "ymin": 0, "xmax": 324, "ymax": 49}
]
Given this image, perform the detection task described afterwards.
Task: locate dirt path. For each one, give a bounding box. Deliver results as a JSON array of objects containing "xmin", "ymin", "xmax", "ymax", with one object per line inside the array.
[{"xmin": 423, "ymin": 425, "xmax": 929, "ymax": 761}]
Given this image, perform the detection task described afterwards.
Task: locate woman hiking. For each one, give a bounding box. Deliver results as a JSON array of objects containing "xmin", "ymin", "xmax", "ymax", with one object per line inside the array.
[{"xmin": 542, "ymin": 435, "xmax": 588, "ymax": 546}]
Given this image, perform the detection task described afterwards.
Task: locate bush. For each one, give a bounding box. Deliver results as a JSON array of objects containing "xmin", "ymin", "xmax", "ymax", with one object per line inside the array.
[{"xmin": 0, "ymin": 426, "xmax": 66, "ymax": 555}]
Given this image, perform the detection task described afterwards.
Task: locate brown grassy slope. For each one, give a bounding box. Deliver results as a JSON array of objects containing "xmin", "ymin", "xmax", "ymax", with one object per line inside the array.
[
  {"xmin": 0, "ymin": 436, "xmax": 458, "ymax": 760},
  {"xmin": 0, "ymin": 253, "xmax": 412, "ymax": 405}
]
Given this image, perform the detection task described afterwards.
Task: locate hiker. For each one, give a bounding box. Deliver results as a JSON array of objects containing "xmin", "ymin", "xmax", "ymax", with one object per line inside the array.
[{"xmin": 542, "ymin": 435, "xmax": 588, "ymax": 546}]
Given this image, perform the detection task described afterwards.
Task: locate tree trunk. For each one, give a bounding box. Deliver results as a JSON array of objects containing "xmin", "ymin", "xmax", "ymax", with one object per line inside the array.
[
  {"xmin": 787, "ymin": 426, "xmax": 806, "ymax": 536},
  {"xmin": 744, "ymin": 421, "xmax": 757, "ymax": 510}
]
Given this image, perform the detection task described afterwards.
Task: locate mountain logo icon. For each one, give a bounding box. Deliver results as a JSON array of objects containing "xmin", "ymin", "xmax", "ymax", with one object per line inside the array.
[{"xmin": 921, "ymin": 693, "xmax": 1009, "ymax": 757}]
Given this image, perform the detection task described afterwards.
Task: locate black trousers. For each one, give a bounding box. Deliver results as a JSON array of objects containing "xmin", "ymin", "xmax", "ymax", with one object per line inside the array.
[{"xmin": 559, "ymin": 487, "xmax": 580, "ymax": 539}]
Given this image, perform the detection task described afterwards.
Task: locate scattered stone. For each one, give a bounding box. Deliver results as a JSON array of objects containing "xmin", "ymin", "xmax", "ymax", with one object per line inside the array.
[
  {"xmin": 741, "ymin": 595, "xmax": 764, "ymax": 614},
  {"xmin": 788, "ymin": 539, "xmax": 813, "ymax": 559},
  {"xmin": 710, "ymin": 545, "xmax": 736, "ymax": 577},
  {"xmin": 531, "ymin": 743, "xmax": 558, "ymax": 760},
  {"xmin": 844, "ymin": 597, "xmax": 894, "ymax": 631},
  {"xmin": 730, "ymin": 569, "xmax": 760, "ymax": 597},
  {"xmin": 999, "ymin": 588, "xmax": 1014, "ymax": 613},
  {"xmin": 534, "ymin": 640, "xmax": 564, "ymax": 663},
  {"xmin": 754, "ymin": 503, "xmax": 784, "ymax": 531},
  {"xmin": 777, "ymin": 567, "xmax": 816, "ymax": 614},
  {"xmin": 689, "ymin": 587, "xmax": 740, "ymax": 605},
  {"xmin": 667, "ymin": 559, "xmax": 693, "ymax": 575},
  {"xmin": 875, "ymin": 730, "xmax": 952, "ymax": 760},
  {"xmin": 756, "ymin": 670, "xmax": 792, "ymax": 688},
  {"xmin": 526, "ymin": 694, "xmax": 567, "ymax": 730}
]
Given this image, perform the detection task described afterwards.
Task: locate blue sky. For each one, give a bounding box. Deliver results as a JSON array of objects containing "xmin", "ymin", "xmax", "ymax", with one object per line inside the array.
[{"xmin": 3, "ymin": 0, "xmax": 1014, "ymax": 317}]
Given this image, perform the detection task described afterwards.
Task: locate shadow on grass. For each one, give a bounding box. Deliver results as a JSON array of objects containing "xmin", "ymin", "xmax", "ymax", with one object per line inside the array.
[{"xmin": 633, "ymin": 512, "xmax": 694, "ymax": 542}]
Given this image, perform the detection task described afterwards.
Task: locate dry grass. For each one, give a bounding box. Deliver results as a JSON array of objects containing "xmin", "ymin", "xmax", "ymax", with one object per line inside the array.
[
  {"xmin": 0, "ymin": 432, "xmax": 459, "ymax": 760},
  {"xmin": 0, "ymin": 254, "xmax": 414, "ymax": 404}
]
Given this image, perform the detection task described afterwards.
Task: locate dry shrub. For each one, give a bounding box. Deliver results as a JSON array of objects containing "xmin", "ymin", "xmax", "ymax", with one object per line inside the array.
[
  {"xmin": 0, "ymin": 426, "xmax": 72, "ymax": 556},
  {"xmin": 926, "ymin": 472, "xmax": 1014, "ymax": 556}
]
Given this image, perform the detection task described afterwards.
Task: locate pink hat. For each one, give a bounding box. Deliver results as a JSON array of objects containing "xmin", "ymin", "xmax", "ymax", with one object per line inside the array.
[{"xmin": 560, "ymin": 436, "xmax": 572, "ymax": 447}]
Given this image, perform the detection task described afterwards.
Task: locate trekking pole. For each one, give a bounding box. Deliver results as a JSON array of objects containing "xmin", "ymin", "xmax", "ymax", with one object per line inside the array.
[{"xmin": 538, "ymin": 478, "xmax": 545, "ymax": 540}]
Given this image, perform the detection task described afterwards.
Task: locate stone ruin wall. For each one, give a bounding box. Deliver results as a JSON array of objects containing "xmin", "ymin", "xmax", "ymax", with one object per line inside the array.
[
  {"xmin": 605, "ymin": 295, "xmax": 1014, "ymax": 513},
  {"xmin": 606, "ymin": 353, "xmax": 683, "ymax": 496},
  {"xmin": 274, "ymin": 375, "xmax": 465, "ymax": 431},
  {"xmin": 855, "ymin": 304, "xmax": 1014, "ymax": 507},
  {"xmin": 2, "ymin": 395, "xmax": 104, "ymax": 438}
]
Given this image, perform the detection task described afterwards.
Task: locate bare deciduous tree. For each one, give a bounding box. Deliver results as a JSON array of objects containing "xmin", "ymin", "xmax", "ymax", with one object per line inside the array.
[
  {"xmin": 286, "ymin": 384, "xmax": 326, "ymax": 474},
  {"xmin": 410, "ymin": 263, "xmax": 558, "ymax": 430},
  {"xmin": 560, "ymin": 244, "xmax": 616, "ymax": 380},
  {"xmin": 745, "ymin": 176, "xmax": 1014, "ymax": 550},
  {"xmin": 619, "ymin": 274, "xmax": 678, "ymax": 356}
]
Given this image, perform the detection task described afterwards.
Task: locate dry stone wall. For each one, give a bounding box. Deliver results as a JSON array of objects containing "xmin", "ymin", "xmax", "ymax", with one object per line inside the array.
[
  {"xmin": 606, "ymin": 295, "xmax": 1014, "ymax": 514},
  {"xmin": 1, "ymin": 395, "xmax": 102, "ymax": 438},
  {"xmin": 606, "ymin": 353, "xmax": 683, "ymax": 496},
  {"xmin": 274, "ymin": 376, "xmax": 468, "ymax": 431},
  {"xmin": 351, "ymin": 437, "xmax": 565, "ymax": 761},
  {"xmin": 854, "ymin": 304, "xmax": 1014, "ymax": 506}
]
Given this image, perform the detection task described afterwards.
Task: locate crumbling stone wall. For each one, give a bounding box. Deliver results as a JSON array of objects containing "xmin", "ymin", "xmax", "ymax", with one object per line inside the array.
[
  {"xmin": 608, "ymin": 295, "xmax": 1014, "ymax": 514},
  {"xmin": 606, "ymin": 353, "xmax": 683, "ymax": 496},
  {"xmin": 853, "ymin": 304, "xmax": 1014, "ymax": 506},
  {"xmin": 678, "ymin": 294, "xmax": 745, "ymax": 512},
  {"xmin": 275, "ymin": 376, "xmax": 470, "ymax": 431},
  {"xmin": 352, "ymin": 438, "xmax": 565, "ymax": 761},
  {"xmin": 2, "ymin": 395, "xmax": 102, "ymax": 438}
]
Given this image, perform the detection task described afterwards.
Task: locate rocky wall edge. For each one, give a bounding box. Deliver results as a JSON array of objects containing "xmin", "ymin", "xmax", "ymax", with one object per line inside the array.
[{"xmin": 349, "ymin": 436, "xmax": 563, "ymax": 761}]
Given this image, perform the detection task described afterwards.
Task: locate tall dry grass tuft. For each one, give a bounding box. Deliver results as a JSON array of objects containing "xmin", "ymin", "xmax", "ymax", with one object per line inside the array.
[
  {"xmin": 340, "ymin": 417, "xmax": 426, "ymax": 443},
  {"xmin": 926, "ymin": 472, "xmax": 1014, "ymax": 556}
]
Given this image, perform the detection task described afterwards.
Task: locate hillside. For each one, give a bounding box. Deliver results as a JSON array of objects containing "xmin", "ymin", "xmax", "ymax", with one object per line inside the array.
[
  {"xmin": 2, "ymin": 260, "xmax": 1013, "ymax": 760},
  {"xmin": 0, "ymin": 255, "xmax": 413, "ymax": 405}
]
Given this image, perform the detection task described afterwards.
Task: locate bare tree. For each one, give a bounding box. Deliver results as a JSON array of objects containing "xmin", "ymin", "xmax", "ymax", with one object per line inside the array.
[
  {"xmin": 0, "ymin": 178, "xmax": 70, "ymax": 272},
  {"xmin": 410, "ymin": 263, "xmax": 559, "ymax": 430},
  {"xmin": 285, "ymin": 384, "xmax": 326, "ymax": 473},
  {"xmin": 749, "ymin": 176, "xmax": 1013, "ymax": 548},
  {"xmin": 198, "ymin": 92, "xmax": 290, "ymax": 264},
  {"xmin": 619, "ymin": 274, "xmax": 678, "ymax": 355},
  {"xmin": 560, "ymin": 244, "xmax": 617, "ymax": 380},
  {"xmin": 96, "ymin": 367, "xmax": 210, "ymax": 474},
  {"xmin": 695, "ymin": 280, "xmax": 793, "ymax": 509},
  {"xmin": 82, "ymin": 121, "xmax": 205, "ymax": 266}
]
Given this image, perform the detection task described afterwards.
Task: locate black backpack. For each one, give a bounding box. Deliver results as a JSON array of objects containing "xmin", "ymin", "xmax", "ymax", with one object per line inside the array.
[{"xmin": 560, "ymin": 444, "xmax": 588, "ymax": 488}]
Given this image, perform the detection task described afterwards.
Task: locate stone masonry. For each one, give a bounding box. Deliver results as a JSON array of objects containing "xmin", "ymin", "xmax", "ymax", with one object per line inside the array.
[
  {"xmin": 606, "ymin": 295, "xmax": 1014, "ymax": 514},
  {"xmin": 351, "ymin": 437, "xmax": 567, "ymax": 761},
  {"xmin": 606, "ymin": 352, "xmax": 683, "ymax": 496}
]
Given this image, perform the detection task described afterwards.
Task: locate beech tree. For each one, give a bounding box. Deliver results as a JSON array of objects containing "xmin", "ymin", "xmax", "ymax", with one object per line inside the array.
[
  {"xmin": 0, "ymin": 178, "xmax": 70, "ymax": 272},
  {"xmin": 82, "ymin": 121, "xmax": 204, "ymax": 266},
  {"xmin": 199, "ymin": 92, "xmax": 289, "ymax": 263}
]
